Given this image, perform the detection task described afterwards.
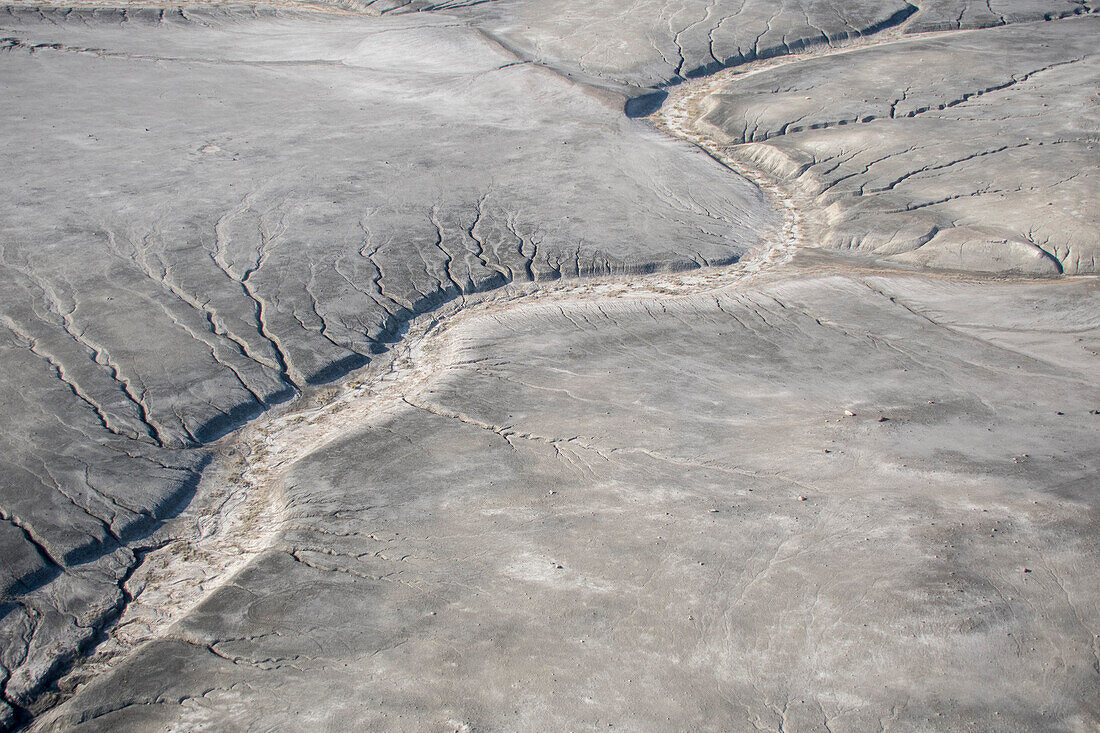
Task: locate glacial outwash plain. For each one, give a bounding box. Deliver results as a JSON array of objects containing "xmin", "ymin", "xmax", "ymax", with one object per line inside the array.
[{"xmin": 0, "ymin": 0, "xmax": 1097, "ymax": 730}]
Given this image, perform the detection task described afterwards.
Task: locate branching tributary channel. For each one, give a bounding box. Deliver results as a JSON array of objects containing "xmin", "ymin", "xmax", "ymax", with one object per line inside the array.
[{"xmin": 41, "ymin": 24, "xmax": 954, "ymax": 717}]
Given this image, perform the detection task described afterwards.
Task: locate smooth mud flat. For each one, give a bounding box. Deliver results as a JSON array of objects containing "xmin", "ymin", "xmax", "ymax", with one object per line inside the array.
[{"xmin": 1, "ymin": 2, "xmax": 1097, "ymax": 731}]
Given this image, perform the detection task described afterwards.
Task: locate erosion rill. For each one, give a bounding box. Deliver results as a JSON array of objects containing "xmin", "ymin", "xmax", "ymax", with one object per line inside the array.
[{"xmin": 0, "ymin": 2, "xmax": 1097, "ymax": 731}]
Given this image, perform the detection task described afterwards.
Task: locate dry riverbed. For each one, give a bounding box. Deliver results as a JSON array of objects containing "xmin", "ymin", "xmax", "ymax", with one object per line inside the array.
[{"xmin": 3, "ymin": 4, "xmax": 1097, "ymax": 731}]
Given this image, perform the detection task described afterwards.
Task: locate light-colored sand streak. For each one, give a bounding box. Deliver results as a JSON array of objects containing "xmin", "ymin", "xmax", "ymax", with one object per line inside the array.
[
  {"xmin": 48, "ymin": 171, "xmax": 801, "ymax": 707},
  {"xmin": 52, "ymin": 27, "xmax": 972, "ymax": 709}
]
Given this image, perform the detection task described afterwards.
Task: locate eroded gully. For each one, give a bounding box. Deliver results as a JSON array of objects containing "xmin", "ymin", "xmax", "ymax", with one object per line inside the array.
[{"xmin": 36, "ymin": 19, "xmax": 972, "ymax": 717}]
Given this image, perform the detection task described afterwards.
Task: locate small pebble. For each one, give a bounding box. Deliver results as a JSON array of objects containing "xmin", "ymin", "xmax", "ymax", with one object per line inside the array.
[
  {"xmin": 798, "ymin": 496, "xmax": 808, "ymax": 501},
  {"xmin": 844, "ymin": 410, "xmax": 856, "ymax": 417}
]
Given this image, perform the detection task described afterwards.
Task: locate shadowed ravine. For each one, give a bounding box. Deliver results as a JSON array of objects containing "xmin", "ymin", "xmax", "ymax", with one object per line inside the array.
[
  {"xmin": 1, "ymin": 3, "xmax": 1098, "ymax": 731},
  {"xmin": 39, "ymin": 178, "xmax": 802, "ymax": 720},
  {"xmin": 29, "ymin": 53, "xmax": 812, "ymax": 701}
]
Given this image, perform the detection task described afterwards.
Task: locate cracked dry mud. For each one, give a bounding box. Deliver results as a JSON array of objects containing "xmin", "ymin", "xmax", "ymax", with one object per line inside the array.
[{"xmin": 1, "ymin": 1, "xmax": 1098, "ymax": 731}]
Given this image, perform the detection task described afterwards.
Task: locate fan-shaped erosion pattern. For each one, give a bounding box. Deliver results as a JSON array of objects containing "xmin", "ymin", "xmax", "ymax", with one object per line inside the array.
[
  {"xmin": 32, "ymin": 270, "xmax": 1100, "ymax": 732},
  {"xmin": 0, "ymin": 7, "xmax": 778, "ymax": 726},
  {"xmin": 469, "ymin": 0, "xmax": 1094, "ymax": 95},
  {"xmin": 670, "ymin": 16, "xmax": 1099, "ymax": 274},
  {"xmin": 1, "ymin": 0, "xmax": 1098, "ymax": 730}
]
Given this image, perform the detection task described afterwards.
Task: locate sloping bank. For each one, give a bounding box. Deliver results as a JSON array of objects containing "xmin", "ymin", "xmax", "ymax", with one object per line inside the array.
[
  {"xmin": 2, "ymin": 0, "xmax": 1096, "ymax": 728},
  {"xmin": 0, "ymin": 5, "xmax": 778, "ymax": 727}
]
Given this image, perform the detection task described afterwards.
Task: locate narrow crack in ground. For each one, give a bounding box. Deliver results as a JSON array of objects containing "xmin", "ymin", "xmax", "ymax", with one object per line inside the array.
[{"xmin": 19, "ymin": 15, "xmax": 1088, "ymax": 730}]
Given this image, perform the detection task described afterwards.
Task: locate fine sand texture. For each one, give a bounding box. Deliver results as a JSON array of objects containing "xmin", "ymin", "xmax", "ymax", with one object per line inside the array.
[
  {"xmin": 678, "ymin": 18, "xmax": 1099, "ymax": 274},
  {"xmin": 31, "ymin": 263, "xmax": 1100, "ymax": 732},
  {"xmin": 1, "ymin": 1, "xmax": 1098, "ymax": 730},
  {"xmin": 0, "ymin": 9, "xmax": 777, "ymax": 721}
]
